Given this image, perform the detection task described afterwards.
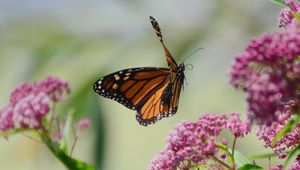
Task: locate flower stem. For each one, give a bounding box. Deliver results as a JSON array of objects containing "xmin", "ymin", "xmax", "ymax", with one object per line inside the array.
[
  {"xmin": 22, "ymin": 133, "xmax": 42, "ymax": 143},
  {"xmin": 69, "ymin": 137, "xmax": 78, "ymax": 156},
  {"xmin": 212, "ymin": 155, "xmax": 233, "ymax": 170},
  {"xmin": 232, "ymin": 136, "xmax": 237, "ymax": 158}
]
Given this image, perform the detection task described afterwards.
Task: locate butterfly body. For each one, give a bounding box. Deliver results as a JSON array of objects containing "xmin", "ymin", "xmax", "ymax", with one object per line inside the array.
[{"xmin": 93, "ymin": 16, "xmax": 186, "ymax": 126}]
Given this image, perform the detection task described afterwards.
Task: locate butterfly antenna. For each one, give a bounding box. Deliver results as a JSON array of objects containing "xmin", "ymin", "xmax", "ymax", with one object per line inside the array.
[{"xmin": 180, "ymin": 47, "xmax": 203, "ymax": 63}]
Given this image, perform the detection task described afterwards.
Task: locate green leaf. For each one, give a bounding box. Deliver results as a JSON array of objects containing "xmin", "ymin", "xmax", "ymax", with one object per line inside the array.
[
  {"xmin": 62, "ymin": 110, "xmax": 74, "ymax": 152},
  {"xmin": 217, "ymin": 144, "xmax": 251, "ymax": 168},
  {"xmin": 272, "ymin": 114, "xmax": 300, "ymax": 146},
  {"xmin": 292, "ymin": 12, "xmax": 300, "ymax": 25},
  {"xmin": 189, "ymin": 164, "xmax": 206, "ymax": 170},
  {"xmin": 216, "ymin": 144, "xmax": 234, "ymax": 164},
  {"xmin": 231, "ymin": 149, "xmax": 252, "ymax": 168},
  {"xmin": 284, "ymin": 144, "xmax": 300, "ymax": 167},
  {"xmin": 0, "ymin": 128, "xmax": 35, "ymax": 137},
  {"xmin": 42, "ymin": 135, "xmax": 95, "ymax": 170},
  {"xmin": 269, "ymin": 0, "xmax": 287, "ymax": 7},
  {"xmin": 250, "ymin": 152, "xmax": 279, "ymax": 160},
  {"xmin": 237, "ymin": 164, "xmax": 263, "ymax": 170}
]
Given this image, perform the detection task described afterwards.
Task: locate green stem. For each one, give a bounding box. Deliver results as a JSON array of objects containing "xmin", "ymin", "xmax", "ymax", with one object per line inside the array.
[
  {"xmin": 212, "ymin": 155, "xmax": 234, "ymax": 170},
  {"xmin": 70, "ymin": 136, "xmax": 78, "ymax": 156},
  {"xmin": 232, "ymin": 136, "xmax": 237, "ymax": 159}
]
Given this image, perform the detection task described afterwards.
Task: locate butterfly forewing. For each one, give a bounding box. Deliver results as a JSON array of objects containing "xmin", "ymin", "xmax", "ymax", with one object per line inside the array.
[
  {"xmin": 150, "ymin": 16, "xmax": 178, "ymax": 71},
  {"xmin": 93, "ymin": 67, "xmax": 170, "ymax": 110}
]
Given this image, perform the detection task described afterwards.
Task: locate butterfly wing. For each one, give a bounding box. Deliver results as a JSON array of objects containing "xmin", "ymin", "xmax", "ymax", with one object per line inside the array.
[
  {"xmin": 136, "ymin": 71, "xmax": 183, "ymax": 126},
  {"xmin": 150, "ymin": 16, "xmax": 178, "ymax": 71},
  {"xmin": 93, "ymin": 67, "xmax": 170, "ymax": 110}
]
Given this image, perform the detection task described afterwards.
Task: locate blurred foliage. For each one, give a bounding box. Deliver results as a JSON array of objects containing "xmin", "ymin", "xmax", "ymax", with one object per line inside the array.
[
  {"xmin": 0, "ymin": 0, "xmax": 284, "ymax": 170},
  {"xmin": 42, "ymin": 135, "xmax": 95, "ymax": 170}
]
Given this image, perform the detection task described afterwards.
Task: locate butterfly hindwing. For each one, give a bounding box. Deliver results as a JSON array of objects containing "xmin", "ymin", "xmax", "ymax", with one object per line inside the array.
[
  {"xmin": 135, "ymin": 71, "xmax": 183, "ymax": 126},
  {"xmin": 135, "ymin": 77, "xmax": 172, "ymax": 126}
]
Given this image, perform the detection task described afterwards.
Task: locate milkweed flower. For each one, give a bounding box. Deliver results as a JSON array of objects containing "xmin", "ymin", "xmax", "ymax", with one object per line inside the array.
[
  {"xmin": 291, "ymin": 155, "xmax": 300, "ymax": 170},
  {"xmin": 78, "ymin": 118, "xmax": 90, "ymax": 129},
  {"xmin": 0, "ymin": 76, "xmax": 92, "ymax": 169},
  {"xmin": 35, "ymin": 76, "xmax": 70, "ymax": 102},
  {"xmin": 278, "ymin": 0, "xmax": 300, "ymax": 28},
  {"xmin": 148, "ymin": 113, "xmax": 250, "ymax": 170},
  {"xmin": 230, "ymin": 23, "xmax": 300, "ymax": 125},
  {"xmin": 12, "ymin": 92, "xmax": 50, "ymax": 129},
  {"xmin": 75, "ymin": 118, "xmax": 91, "ymax": 138},
  {"xmin": 257, "ymin": 111, "xmax": 300, "ymax": 154},
  {"xmin": 227, "ymin": 113, "xmax": 251, "ymax": 137},
  {"xmin": 0, "ymin": 76, "xmax": 70, "ymax": 131},
  {"xmin": 0, "ymin": 104, "xmax": 14, "ymax": 131},
  {"xmin": 269, "ymin": 165, "xmax": 283, "ymax": 170},
  {"xmin": 10, "ymin": 83, "xmax": 34, "ymax": 105}
]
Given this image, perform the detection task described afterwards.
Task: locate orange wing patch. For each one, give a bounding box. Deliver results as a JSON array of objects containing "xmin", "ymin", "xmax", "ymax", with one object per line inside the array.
[
  {"xmin": 132, "ymin": 76, "xmax": 166, "ymax": 105},
  {"xmin": 136, "ymin": 78, "xmax": 176, "ymax": 126}
]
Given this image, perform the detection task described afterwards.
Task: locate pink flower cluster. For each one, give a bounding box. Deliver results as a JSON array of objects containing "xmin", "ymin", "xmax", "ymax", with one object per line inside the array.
[
  {"xmin": 257, "ymin": 111, "xmax": 300, "ymax": 154},
  {"xmin": 269, "ymin": 165, "xmax": 283, "ymax": 170},
  {"xmin": 0, "ymin": 76, "xmax": 70, "ymax": 130},
  {"xmin": 291, "ymin": 155, "xmax": 300, "ymax": 170},
  {"xmin": 230, "ymin": 23, "xmax": 300, "ymax": 125},
  {"xmin": 271, "ymin": 154, "xmax": 300, "ymax": 170},
  {"xmin": 148, "ymin": 113, "xmax": 250, "ymax": 170},
  {"xmin": 278, "ymin": 0, "xmax": 300, "ymax": 28}
]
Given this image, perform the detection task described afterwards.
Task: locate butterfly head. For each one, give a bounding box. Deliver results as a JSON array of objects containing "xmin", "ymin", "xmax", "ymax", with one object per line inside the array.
[{"xmin": 178, "ymin": 63, "xmax": 185, "ymax": 73}]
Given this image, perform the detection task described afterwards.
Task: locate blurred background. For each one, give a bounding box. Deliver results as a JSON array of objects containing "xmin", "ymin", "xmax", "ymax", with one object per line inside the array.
[{"xmin": 0, "ymin": 0, "xmax": 282, "ymax": 169}]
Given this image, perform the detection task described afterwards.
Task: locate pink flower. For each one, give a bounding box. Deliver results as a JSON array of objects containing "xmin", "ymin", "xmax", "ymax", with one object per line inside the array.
[
  {"xmin": 221, "ymin": 138, "xmax": 228, "ymax": 145},
  {"xmin": 269, "ymin": 165, "xmax": 283, "ymax": 170},
  {"xmin": 230, "ymin": 24, "xmax": 300, "ymax": 125},
  {"xmin": 286, "ymin": 0, "xmax": 295, "ymax": 4},
  {"xmin": 75, "ymin": 118, "xmax": 91, "ymax": 138},
  {"xmin": 148, "ymin": 146, "xmax": 177, "ymax": 170},
  {"xmin": 220, "ymin": 153, "xmax": 227, "ymax": 159},
  {"xmin": 278, "ymin": 1, "xmax": 300, "ymax": 28},
  {"xmin": 278, "ymin": 7, "xmax": 295, "ymax": 28},
  {"xmin": 279, "ymin": 152, "xmax": 287, "ymax": 159},
  {"xmin": 257, "ymin": 111, "xmax": 300, "ymax": 154},
  {"xmin": 10, "ymin": 83, "xmax": 34, "ymax": 105},
  {"xmin": 0, "ymin": 76, "xmax": 70, "ymax": 131},
  {"xmin": 227, "ymin": 113, "xmax": 251, "ymax": 137},
  {"xmin": 35, "ymin": 76, "xmax": 70, "ymax": 102},
  {"xmin": 78, "ymin": 118, "xmax": 90, "ymax": 129},
  {"xmin": 148, "ymin": 113, "xmax": 249, "ymax": 170},
  {"xmin": 291, "ymin": 155, "xmax": 300, "ymax": 170},
  {"xmin": 12, "ymin": 92, "xmax": 50, "ymax": 129},
  {"xmin": 0, "ymin": 104, "xmax": 14, "ymax": 131}
]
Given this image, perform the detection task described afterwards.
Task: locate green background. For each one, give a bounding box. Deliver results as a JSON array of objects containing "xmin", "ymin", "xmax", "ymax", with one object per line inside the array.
[{"xmin": 0, "ymin": 0, "xmax": 282, "ymax": 169}]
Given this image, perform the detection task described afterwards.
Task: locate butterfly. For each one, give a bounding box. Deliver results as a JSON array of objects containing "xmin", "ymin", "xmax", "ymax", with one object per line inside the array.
[{"xmin": 93, "ymin": 16, "xmax": 186, "ymax": 126}]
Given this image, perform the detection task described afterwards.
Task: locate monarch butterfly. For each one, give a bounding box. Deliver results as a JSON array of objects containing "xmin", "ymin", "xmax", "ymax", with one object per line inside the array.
[{"xmin": 93, "ymin": 16, "xmax": 186, "ymax": 126}]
